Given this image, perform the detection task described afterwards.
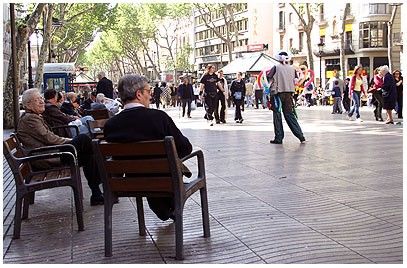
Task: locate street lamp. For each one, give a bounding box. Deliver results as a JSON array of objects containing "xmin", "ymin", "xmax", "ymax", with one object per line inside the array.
[{"xmin": 317, "ymin": 41, "xmax": 325, "ymax": 90}]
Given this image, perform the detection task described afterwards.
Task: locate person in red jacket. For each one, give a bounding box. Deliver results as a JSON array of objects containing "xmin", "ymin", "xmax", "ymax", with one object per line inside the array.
[{"xmin": 348, "ymin": 65, "xmax": 367, "ymax": 122}]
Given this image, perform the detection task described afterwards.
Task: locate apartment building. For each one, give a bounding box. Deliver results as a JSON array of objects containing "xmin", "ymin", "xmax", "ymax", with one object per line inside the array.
[
  {"xmin": 273, "ymin": 3, "xmax": 402, "ymax": 85},
  {"xmin": 193, "ymin": 3, "xmax": 274, "ymax": 76}
]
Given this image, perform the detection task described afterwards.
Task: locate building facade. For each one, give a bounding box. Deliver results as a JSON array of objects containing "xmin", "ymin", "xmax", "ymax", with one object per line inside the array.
[
  {"xmin": 193, "ymin": 3, "xmax": 274, "ymax": 76},
  {"xmin": 273, "ymin": 3, "xmax": 402, "ymax": 86}
]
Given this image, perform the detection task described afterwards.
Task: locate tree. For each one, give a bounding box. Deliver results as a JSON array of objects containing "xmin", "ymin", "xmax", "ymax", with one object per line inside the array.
[
  {"xmin": 52, "ymin": 3, "xmax": 117, "ymax": 63},
  {"xmin": 4, "ymin": 3, "xmax": 46, "ymax": 129},
  {"xmin": 339, "ymin": 3, "xmax": 350, "ymax": 80},
  {"xmin": 290, "ymin": 3, "xmax": 317, "ymax": 70},
  {"xmin": 34, "ymin": 4, "xmax": 54, "ymax": 88}
]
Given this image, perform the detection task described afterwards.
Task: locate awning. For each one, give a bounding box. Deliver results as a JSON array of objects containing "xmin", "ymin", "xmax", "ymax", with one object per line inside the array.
[
  {"xmin": 72, "ymin": 72, "xmax": 97, "ymax": 85},
  {"xmin": 220, "ymin": 52, "xmax": 278, "ymax": 74}
]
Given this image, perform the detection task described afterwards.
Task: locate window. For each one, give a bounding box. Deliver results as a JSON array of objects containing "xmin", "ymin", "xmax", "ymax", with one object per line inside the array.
[
  {"xmin": 299, "ymin": 32, "xmax": 304, "ymax": 51},
  {"xmin": 289, "ymin": 13, "xmax": 293, "ymax": 24},
  {"xmin": 345, "ymin": 31, "xmax": 352, "ymax": 49},
  {"xmin": 289, "ymin": 38, "xmax": 293, "ymax": 49},
  {"xmin": 279, "ymin": 11, "xmax": 285, "ymax": 30},
  {"xmin": 369, "ymin": 4, "xmax": 388, "ymax": 14},
  {"xmin": 359, "ymin": 21, "xmax": 388, "ymax": 48}
]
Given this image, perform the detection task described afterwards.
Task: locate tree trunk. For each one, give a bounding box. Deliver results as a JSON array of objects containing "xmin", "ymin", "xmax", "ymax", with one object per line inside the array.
[
  {"xmin": 35, "ymin": 4, "xmax": 53, "ymax": 88},
  {"xmin": 339, "ymin": 4, "xmax": 350, "ymax": 80},
  {"xmin": 388, "ymin": 5, "xmax": 398, "ymax": 71},
  {"xmin": 305, "ymin": 31, "xmax": 314, "ymax": 71},
  {"xmin": 4, "ymin": 3, "xmax": 46, "ymax": 129}
]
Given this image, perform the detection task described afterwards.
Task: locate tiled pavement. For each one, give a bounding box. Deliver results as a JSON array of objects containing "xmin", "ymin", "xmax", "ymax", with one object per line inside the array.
[{"xmin": 2, "ymin": 105, "xmax": 403, "ymax": 263}]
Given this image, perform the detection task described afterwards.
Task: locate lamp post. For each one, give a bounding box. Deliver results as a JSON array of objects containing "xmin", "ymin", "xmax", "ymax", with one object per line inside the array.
[
  {"xmin": 317, "ymin": 41, "xmax": 325, "ymax": 90},
  {"xmin": 27, "ymin": 38, "xmax": 34, "ymax": 88}
]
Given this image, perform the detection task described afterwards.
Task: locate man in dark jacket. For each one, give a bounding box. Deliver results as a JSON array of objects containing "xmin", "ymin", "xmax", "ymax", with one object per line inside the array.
[
  {"xmin": 104, "ymin": 74, "xmax": 193, "ymax": 221},
  {"xmin": 96, "ymin": 71, "xmax": 114, "ymax": 99},
  {"xmin": 230, "ymin": 72, "xmax": 246, "ymax": 123},
  {"xmin": 178, "ymin": 76, "xmax": 194, "ymax": 118},
  {"xmin": 43, "ymin": 89, "xmax": 93, "ymax": 137}
]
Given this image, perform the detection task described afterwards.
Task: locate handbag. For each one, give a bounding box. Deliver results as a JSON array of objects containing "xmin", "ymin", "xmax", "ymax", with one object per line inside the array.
[{"xmin": 233, "ymin": 91, "xmax": 242, "ymax": 100}]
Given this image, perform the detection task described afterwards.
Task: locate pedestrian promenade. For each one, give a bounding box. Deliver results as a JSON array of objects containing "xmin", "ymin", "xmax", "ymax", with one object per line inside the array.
[{"xmin": 3, "ymin": 106, "xmax": 403, "ymax": 263}]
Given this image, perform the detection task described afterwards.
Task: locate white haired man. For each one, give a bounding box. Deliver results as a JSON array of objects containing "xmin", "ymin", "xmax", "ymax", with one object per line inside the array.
[{"xmin": 104, "ymin": 74, "xmax": 193, "ymax": 221}]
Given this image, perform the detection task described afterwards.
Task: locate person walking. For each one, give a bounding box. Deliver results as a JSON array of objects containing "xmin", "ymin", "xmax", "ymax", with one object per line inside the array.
[
  {"xmin": 153, "ymin": 83, "xmax": 162, "ymax": 109},
  {"xmin": 368, "ymin": 68, "xmax": 384, "ymax": 121},
  {"xmin": 178, "ymin": 76, "xmax": 194, "ymax": 118},
  {"xmin": 230, "ymin": 72, "xmax": 246, "ymax": 123},
  {"xmin": 393, "ymin": 70, "xmax": 403, "ymax": 119},
  {"xmin": 245, "ymin": 78, "xmax": 254, "ymax": 108},
  {"xmin": 342, "ymin": 78, "xmax": 351, "ymax": 113},
  {"xmin": 200, "ymin": 64, "xmax": 223, "ymax": 126},
  {"xmin": 348, "ymin": 65, "xmax": 367, "ymax": 122},
  {"xmin": 266, "ymin": 51, "xmax": 306, "ymax": 144},
  {"xmin": 215, "ymin": 70, "xmax": 228, "ymax": 123},
  {"xmin": 380, "ymin": 65, "xmax": 397, "ymax": 124},
  {"xmin": 254, "ymin": 78, "xmax": 265, "ymax": 109},
  {"xmin": 331, "ymin": 80, "xmax": 343, "ymax": 114}
]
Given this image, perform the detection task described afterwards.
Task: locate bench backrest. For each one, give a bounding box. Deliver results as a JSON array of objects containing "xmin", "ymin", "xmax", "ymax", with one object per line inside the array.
[
  {"xmin": 93, "ymin": 136, "xmax": 184, "ymax": 195},
  {"xmin": 87, "ymin": 109, "xmax": 109, "ymax": 120},
  {"xmin": 3, "ymin": 135, "xmax": 32, "ymax": 186}
]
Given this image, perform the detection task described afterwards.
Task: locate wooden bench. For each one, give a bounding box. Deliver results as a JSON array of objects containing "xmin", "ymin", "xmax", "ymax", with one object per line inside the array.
[
  {"xmin": 92, "ymin": 136, "xmax": 210, "ymax": 260},
  {"xmin": 3, "ymin": 134, "xmax": 84, "ymax": 239}
]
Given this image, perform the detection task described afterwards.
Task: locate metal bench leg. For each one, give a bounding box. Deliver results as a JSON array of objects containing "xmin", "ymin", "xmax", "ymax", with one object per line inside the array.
[
  {"xmin": 13, "ymin": 194, "xmax": 23, "ymax": 239},
  {"xmin": 22, "ymin": 194, "xmax": 30, "ymax": 220},
  {"xmin": 200, "ymin": 187, "xmax": 210, "ymax": 237},
  {"xmin": 175, "ymin": 210, "xmax": 184, "ymax": 260},
  {"xmin": 72, "ymin": 185, "xmax": 84, "ymax": 231},
  {"xmin": 104, "ymin": 192, "xmax": 113, "ymax": 257},
  {"xmin": 136, "ymin": 197, "xmax": 146, "ymax": 236}
]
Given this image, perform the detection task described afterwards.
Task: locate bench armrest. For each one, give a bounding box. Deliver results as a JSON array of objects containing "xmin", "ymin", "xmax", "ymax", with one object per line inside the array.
[
  {"xmin": 16, "ymin": 151, "xmax": 78, "ymax": 166},
  {"xmin": 28, "ymin": 144, "xmax": 77, "ymax": 158},
  {"xmin": 51, "ymin": 125, "xmax": 79, "ymax": 138},
  {"xmin": 180, "ymin": 150, "xmax": 205, "ymax": 179}
]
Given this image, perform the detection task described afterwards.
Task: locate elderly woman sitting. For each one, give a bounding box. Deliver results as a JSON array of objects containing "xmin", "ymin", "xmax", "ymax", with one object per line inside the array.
[{"xmin": 17, "ymin": 88, "xmax": 104, "ymax": 206}]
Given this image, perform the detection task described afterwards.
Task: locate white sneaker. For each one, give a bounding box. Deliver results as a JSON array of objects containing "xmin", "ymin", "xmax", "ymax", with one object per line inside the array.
[{"xmin": 356, "ymin": 118, "xmax": 363, "ymax": 122}]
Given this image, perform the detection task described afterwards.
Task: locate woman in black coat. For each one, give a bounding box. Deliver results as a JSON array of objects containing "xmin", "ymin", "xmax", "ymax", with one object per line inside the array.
[
  {"xmin": 393, "ymin": 70, "xmax": 403, "ymax": 119},
  {"xmin": 380, "ymin": 65, "xmax": 397, "ymax": 124}
]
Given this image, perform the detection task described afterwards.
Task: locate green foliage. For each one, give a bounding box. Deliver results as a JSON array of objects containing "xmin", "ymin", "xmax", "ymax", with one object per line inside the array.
[
  {"xmin": 175, "ymin": 44, "xmax": 194, "ymax": 71},
  {"xmin": 52, "ymin": 3, "xmax": 117, "ymax": 62}
]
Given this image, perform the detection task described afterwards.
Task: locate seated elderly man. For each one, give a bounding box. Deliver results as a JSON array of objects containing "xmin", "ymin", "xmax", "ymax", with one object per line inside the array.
[
  {"xmin": 61, "ymin": 92, "xmax": 81, "ymax": 117},
  {"xmin": 17, "ymin": 88, "xmax": 104, "ymax": 206},
  {"xmin": 91, "ymin": 93, "xmax": 108, "ymax": 110},
  {"xmin": 104, "ymin": 74, "xmax": 192, "ymax": 221},
  {"xmin": 43, "ymin": 88, "xmax": 93, "ymax": 137}
]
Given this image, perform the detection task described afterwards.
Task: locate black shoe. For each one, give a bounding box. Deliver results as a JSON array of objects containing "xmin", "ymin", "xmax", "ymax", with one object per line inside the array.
[
  {"xmin": 239, "ymin": 119, "xmax": 244, "ymax": 123},
  {"xmin": 220, "ymin": 120, "xmax": 226, "ymax": 123},
  {"xmin": 204, "ymin": 114, "xmax": 208, "ymax": 120},
  {"xmin": 216, "ymin": 120, "xmax": 220, "ymax": 124},
  {"xmin": 270, "ymin": 139, "xmax": 282, "ymax": 144},
  {"xmin": 90, "ymin": 194, "xmax": 104, "ymax": 206},
  {"xmin": 375, "ymin": 117, "xmax": 379, "ymax": 121},
  {"xmin": 299, "ymin": 137, "xmax": 306, "ymax": 143}
]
